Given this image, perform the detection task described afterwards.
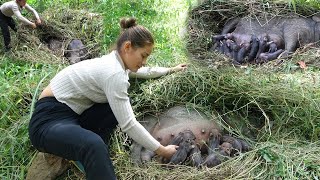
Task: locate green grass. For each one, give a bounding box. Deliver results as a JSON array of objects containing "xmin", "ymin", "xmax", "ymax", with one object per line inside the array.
[
  {"xmin": 0, "ymin": 57, "xmax": 61, "ymax": 179},
  {"xmin": 98, "ymin": 0, "xmax": 195, "ymax": 66},
  {"xmin": 1, "ymin": 0, "xmax": 320, "ymax": 179}
]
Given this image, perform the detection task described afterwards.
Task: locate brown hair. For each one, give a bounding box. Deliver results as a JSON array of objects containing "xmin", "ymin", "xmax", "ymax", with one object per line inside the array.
[{"xmin": 116, "ymin": 17, "xmax": 154, "ymax": 52}]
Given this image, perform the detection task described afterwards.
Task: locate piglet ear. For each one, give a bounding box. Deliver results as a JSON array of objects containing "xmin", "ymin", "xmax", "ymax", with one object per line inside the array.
[{"xmin": 312, "ymin": 15, "xmax": 320, "ymax": 22}]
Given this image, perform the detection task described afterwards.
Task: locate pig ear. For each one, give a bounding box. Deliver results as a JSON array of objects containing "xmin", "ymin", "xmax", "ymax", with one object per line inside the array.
[{"xmin": 312, "ymin": 15, "xmax": 320, "ymax": 22}]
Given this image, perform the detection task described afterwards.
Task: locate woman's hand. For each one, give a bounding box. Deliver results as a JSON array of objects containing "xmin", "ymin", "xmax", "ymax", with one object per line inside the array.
[
  {"xmin": 169, "ymin": 63, "xmax": 187, "ymax": 74},
  {"xmin": 154, "ymin": 144, "xmax": 178, "ymax": 159},
  {"xmin": 30, "ymin": 23, "xmax": 36, "ymax": 29},
  {"xmin": 36, "ymin": 19, "xmax": 42, "ymax": 25}
]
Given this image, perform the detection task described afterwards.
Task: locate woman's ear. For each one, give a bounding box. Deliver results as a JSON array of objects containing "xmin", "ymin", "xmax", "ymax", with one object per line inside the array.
[{"xmin": 123, "ymin": 41, "xmax": 132, "ymax": 53}]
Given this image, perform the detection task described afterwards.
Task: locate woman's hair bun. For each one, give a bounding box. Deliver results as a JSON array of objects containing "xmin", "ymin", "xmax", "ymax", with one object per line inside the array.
[{"xmin": 120, "ymin": 17, "xmax": 137, "ymax": 29}]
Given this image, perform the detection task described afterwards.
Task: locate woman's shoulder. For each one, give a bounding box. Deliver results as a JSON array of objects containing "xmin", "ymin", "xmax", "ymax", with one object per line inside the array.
[
  {"xmin": 3, "ymin": 1, "xmax": 18, "ymax": 9},
  {"xmin": 76, "ymin": 51, "xmax": 116, "ymax": 65},
  {"xmin": 68, "ymin": 52, "xmax": 125, "ymax": 76}
]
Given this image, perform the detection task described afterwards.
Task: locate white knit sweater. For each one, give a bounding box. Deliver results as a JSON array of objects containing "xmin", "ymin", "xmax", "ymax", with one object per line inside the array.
[{"xmin": 50, "ymin": 50, "xmax": 170, "ymax": 151}]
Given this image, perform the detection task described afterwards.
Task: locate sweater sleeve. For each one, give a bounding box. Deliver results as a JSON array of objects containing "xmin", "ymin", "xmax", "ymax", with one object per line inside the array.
[
  {"xmin": 12, "ymin": 4, "xmax": 33, "ymax": 25},
  {"xmin": 25, "ymin": 4, "xmax": 40, "ymax": 20},
  {"xmin": 103, "ymin": 72, "xmax": 161, "ymax": 151},
  {"xmin": 129, "ymin": 67, "xmax": 170, "ymax": 79}
]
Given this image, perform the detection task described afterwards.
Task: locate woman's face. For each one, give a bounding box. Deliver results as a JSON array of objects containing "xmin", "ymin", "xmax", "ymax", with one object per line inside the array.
[
  {"xmin": 121, "ymin": 41, "xmax": 153, "ymax": 72},
  {"xmin": 17, "ymin": 0, "xmax": 26, "ymax": 7}
]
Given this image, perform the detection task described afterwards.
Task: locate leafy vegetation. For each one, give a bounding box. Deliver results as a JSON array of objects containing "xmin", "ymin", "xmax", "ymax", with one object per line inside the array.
[{"xmin": 1, "ymin": 0, "xmax": 320, "ymax": 179}]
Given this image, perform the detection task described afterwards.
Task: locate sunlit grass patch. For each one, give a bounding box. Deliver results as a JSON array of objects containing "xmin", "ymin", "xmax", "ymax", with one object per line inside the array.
[
  {"xmin": 0, "ymin": 58, "xmax": 60, "ymax": 179},
  {"xmin": 101, "ymin": 0, "xmax": 198, "ymax": 66}
]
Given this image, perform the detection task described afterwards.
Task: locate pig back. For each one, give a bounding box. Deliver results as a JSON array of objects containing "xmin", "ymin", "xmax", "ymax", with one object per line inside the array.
[{"xmin": 282, "ymin": 17, "xmax": 316, "ymax": 45}]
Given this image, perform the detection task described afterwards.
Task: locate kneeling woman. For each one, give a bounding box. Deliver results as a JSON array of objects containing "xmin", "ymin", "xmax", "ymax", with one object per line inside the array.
[{"xmin": 28, "ymin": 17, "xmax": 187, "ymax": 180}]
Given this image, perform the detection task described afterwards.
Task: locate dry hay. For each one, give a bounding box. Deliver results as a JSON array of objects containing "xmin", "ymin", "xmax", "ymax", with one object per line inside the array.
[
  {"xmin": 187, "ymin": 0, "xmax": 320, "ymax": 69},
  {"xmin": 112, "ymin": 139, "xmax": 320, "ymax": 180},
  {"xmin": 8, "ymin": 6, "xmax": 104, "ymax": 64},
  {"xmin": 116, "ymin": 64, "xmax": 320, "ymax": 179}
]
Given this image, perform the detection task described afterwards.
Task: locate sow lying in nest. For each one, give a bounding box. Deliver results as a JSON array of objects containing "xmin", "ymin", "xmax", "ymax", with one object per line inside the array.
[
  {"xmin": 131, "ymin": 106, "xmax": 251, "ymax": 168},
  {"xmin": 211, "ymin": 15, "xmax": 320, "ymax": 64}
]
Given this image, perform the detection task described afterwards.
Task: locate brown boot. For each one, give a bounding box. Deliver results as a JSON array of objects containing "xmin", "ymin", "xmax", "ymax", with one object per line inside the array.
[{"xmin": 26, "ymin": 152, "xmax": 70, "ymax": 180}]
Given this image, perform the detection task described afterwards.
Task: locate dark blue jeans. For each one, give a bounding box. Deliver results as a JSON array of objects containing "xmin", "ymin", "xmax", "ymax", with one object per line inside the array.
[
  {"xmin": 0, "ymin": 11, "xmax": 17, "ymax": 49},
  {"xmin": 28, "ymin": 97, "xmax": 118, "ymax": 180}
]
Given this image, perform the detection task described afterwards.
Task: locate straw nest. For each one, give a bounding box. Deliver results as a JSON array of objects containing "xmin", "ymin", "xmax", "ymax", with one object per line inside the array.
[
  {"xmin": 8, "ymin": 5, "xmax": 104, "ymax": 64},
  {"xmin": 187, "ymin": 0, "xmax": 320, "ymax": 69},
  {"xmin": 64, "ymin": 63, "xmax": 320, "ymax": 179}
]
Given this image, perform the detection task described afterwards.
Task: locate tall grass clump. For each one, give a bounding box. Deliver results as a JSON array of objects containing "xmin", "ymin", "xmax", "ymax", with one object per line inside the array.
[
  {"xmin": 130, "ymin": 65, "xmax": 320, "ymax": 141},
  {"xmin": 0, "ymin": 57, "xmax": 61, "ymax": 179}
]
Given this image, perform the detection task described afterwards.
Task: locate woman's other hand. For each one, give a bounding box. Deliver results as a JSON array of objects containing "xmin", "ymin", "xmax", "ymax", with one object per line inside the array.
[
  {"xmin": 36, "ymin": 19, "xmax": 42, "ymax": 25},
  {"xmin": 169, "ymin": 63, "xmax": 187, "ymax": 74},
  {"xmin": 30, "ymin": 22, "xmax": 36, "ymax": 29},
  {"xmin": 154, "ymin": 144, "xmax": 178, "ymax": 159}
]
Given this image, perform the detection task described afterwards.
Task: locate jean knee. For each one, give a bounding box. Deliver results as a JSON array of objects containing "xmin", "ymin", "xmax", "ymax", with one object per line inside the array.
[{"xmin": 82, "ymin": 134, "xmax": 109, "ymax": 155}]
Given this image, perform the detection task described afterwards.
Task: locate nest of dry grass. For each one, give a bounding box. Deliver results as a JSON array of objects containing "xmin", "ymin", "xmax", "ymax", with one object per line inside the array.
[
  {"xmin": 187, "ymin": 0, "xmax": 320, "ymax": 69},
  {"xmin": 48, "ymin": 61, "xmax": 320, "ymax": 179},
  {"xmin": 110, "ymin": 138, "xmax": 320, "ymax": 180},
  {"xmin": 111, "ymin": 61, "xmax": 320, "ymax": 179},
  {"xmin": 8, "ymin": 6, "xmax": 104, "ymax": 64}
]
